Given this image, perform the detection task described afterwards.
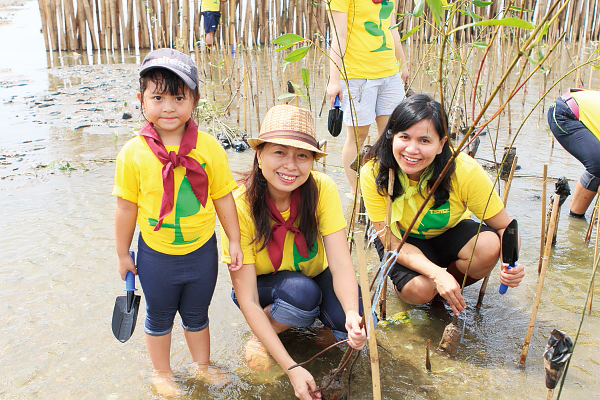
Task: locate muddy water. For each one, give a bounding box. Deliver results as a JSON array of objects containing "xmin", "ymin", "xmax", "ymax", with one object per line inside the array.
[{"xmin": 1, "ymin": 1, "xmax": 599, "ymax": 399}]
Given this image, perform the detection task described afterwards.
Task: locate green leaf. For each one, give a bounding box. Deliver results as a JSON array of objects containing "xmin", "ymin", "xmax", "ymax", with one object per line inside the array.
[
  {"xmin": 426, "ymin": 0, "xmax": 444, "ymax": 27},
  {"xmin": 400, "ymin": 25, "xmax": 421, "ymax": 42},
  {"xmin": 471, "ymin": 42, "xmax": 489, "ymax": 49},
  {"xmin": 464, "ymin": 6, "xmax": 479, "ymax": 22},
  {"xmin": 277, "ymin": 93, "xmax": 298, "ymax": 100},
  {"xmin": 508, "ymin": 5, "xmax": 533, "ymax": 13},
  {"xmin": 533, "ymin": 21, "xmax": 550, "ymax": 45},
  {"xmin": 273, "ymin": 33, "xmax": 306, "ymax": 46},
  {"xmin": 413, "ymin": 0, "xmax": 425, "ymax": 17},
  {"xmin": 284, "ymin": 45, "xmax": 311, "ymax": 62},
  {"xmin": 472, "ymin": 0, "xmax": 492, "ymax": 6},
  {"xmin": 365, "ymin": 21, "xmax": 384, "ymax": 36},
  {"xmin": 275, "ymin": 43, "xmax": 297, "ymax": 52},
  {"xmin": 302, "ymin": 68, "xmax": 310, "ymax": 87}
]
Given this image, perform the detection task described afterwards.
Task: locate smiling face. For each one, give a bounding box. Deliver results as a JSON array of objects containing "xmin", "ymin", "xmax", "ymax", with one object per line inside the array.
[
  {"xmin": 138, "ymin": 79, "xmax": 196, "ymax": 139},
  {"xmin": 392, "ymin": 118, "xmax": 447, "ymax": 180},
  {"xmin": 257, "ymin": 143, "xmax": 314, "ymax": 201}
]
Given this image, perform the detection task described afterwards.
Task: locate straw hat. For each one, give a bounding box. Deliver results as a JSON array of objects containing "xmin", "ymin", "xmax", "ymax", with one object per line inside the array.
[{"xmin": 247, "ymin": 105, "xmax": 328, "ymax": 159}]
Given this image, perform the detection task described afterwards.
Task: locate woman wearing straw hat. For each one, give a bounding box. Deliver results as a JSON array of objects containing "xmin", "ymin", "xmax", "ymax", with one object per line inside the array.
[{"xmin": 221, "ymin": 104, "xmax": 366, "ymax": 400}]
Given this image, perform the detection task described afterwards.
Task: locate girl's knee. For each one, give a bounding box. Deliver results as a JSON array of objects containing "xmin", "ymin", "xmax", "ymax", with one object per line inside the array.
[
  {"xmin": 397, "ymin": 279, "xmax": 436, "ymax": 305},
  {"xmin": 276, "ymin": 274, "xmax": 321, "ymax": 311}
]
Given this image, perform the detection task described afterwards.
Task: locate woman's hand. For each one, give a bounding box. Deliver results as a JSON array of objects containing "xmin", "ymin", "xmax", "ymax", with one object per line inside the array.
[
  {"xmin": 432, "ymin": 270, "xmax": 466, "ymax": 316},
  {"xmin": 228, "ymin": 241, "xmax": 244, "ymax": 271},
  {"xmin": 288, "ymin": 367, "xmax": 321, "ymax": 400},
  {"xmin": 345, "ymin": 310, "xmax": 366, "ymax": 350},
  {"xmin": 117, "ymin": 253, "xmax": 136, "ymax": 281},
  {"xmin": 499, "ymin": 262, "xmax": 525, "ymax": 287}
]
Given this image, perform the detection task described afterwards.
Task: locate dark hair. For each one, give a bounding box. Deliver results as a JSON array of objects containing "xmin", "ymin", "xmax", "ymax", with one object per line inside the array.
[
  {"xmin": 139, "ymin": 68, "xmax": 200, "ymax": 119},
  {"xmin": 365, "ymin": 93, "xmax": 454, "ymax": 209},
  {"xmin": 244, "ymin": 144, "xmax": 319, "ymax": 254}
]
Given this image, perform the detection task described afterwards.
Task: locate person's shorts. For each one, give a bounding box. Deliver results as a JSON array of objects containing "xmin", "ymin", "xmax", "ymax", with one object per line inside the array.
[
  {"xmin": 387, "ymin": 219, "xmax": 497, "ymax": 292},
  {"xmin": 136, "ymin": 233, "xmax": 218, "ymax": 336},
  {"xmin": 340, "ymin": 72, "xmax": 405, "ymax": 127},
  {"xmin": 202, "ymin": 11, "xmax": 221, "ymax": 34}
]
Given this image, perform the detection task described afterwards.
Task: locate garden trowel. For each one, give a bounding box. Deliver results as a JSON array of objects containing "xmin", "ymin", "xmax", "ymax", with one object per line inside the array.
[
  {"xmin": 111, "ymin": 251, "xmax": 141, "ymax": 343},
  {"xmin": 499, "ymin": 219, "xmax": 518, "ymax": 294},
  {"xmin": 328, "ymin": 95, "xmax": 343, "ymax": 137}
]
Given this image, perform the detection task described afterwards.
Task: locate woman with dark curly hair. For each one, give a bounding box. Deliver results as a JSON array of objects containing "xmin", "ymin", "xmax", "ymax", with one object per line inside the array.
[{"xmin": 360, "ymin": 94, "xmax": 525, "ymax": 316}]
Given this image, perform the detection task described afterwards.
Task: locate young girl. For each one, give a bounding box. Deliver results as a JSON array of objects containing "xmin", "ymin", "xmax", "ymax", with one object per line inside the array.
[{"xmin": 113, "ymin": 48, "xmax": 243, "ymax": 396}]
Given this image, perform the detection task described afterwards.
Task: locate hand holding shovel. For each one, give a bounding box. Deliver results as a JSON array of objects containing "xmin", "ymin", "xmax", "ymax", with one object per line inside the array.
[
  {"xmin": 499, "ymin": 219, "xmax": 519, "ymax": 294},
  {"xmin": 112, "ymin": 250, "xmax": 141, "ymax": 343},
  {"xmin": 327, "ymin": 95, "xmax": 343, "ymax": 137}
]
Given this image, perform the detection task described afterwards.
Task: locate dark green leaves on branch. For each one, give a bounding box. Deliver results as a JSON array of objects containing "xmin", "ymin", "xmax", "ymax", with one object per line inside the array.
[
  {"xmin": 273, "ymin": 33, "xmax": 312, "ymax": 62},
  {"xmin": 284, "ymin": 45, "xmax": 311, "ymax": 62},
  {"xmin": 426, "ymin": 0, "xmax": 446, "ymax": 27},
  {"xmin": 302, "ymin": 68, "xmax": 310, "ymax": 87}
]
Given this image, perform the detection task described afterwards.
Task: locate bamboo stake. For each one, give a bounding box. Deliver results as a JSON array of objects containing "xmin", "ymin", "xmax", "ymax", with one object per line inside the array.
[
  {"xmin": 138, "ymin": 0, "xmax": 150, "ymax": 49},
  {"xmin": 38, "ymin": 0, "xmax": 51, "ymax": 51},
  {"xmin": 75, "ymin": 0, "xmax": 87, "ymax": 50},
  {"xmin": 108, "ymin": 0, "xmax": 118, "ymax": 51},
  {"xmin": 127, "ymin": 0, "xmax": 135, "ymax": 49},
  {"xmin": 181, "ymin": 0, "xmax": 190, "ymax": 51},
  {"xmin": 477, "ymin": 154, "xmax": 518, "ymax": 308},
  {"xmin": 355, "ymin": 229, "xmax": 382, "ymax": 400},
  {"xmin": 519, "ymin": 193, "xmax": 561, "ymax": 366},
  {"xmin": 55, "ymin": 0, "xmax": 67, "ymax": 50},
  {"xmin": 63, "ymin": 0, "xmax": 77, "ymax": 50},
  {"xmin": 380, "ymin": 169, "xmax": 395, "ymax": 320},
  {"xmin": 584, "ymin": 194, "xmax": 599, "ymax": 243},
  {"xmin": 266, "ymin": 47, "xmax": 276, "ymax": 106},
  {"xmin": 539, "ymin": 164, "xmax": 548, "ymax": 273},
  {"xmin": 587, "ymin": 188, "xmax": 600, "ymax": 312}
]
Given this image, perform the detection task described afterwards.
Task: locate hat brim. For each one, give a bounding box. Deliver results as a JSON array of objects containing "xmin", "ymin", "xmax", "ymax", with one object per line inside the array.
[
  {"xmin": 247, "ymin": 137, "xmax": 328, "ymax": 159},
  {"xmin": 140, "ymin": 65, "xmax": 198, "ymax": 90}
]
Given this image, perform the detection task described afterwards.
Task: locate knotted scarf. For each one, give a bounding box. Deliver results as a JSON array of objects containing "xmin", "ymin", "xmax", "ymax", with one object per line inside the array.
[
  {"xmin": 140, "ymin": 120, "xmax": 208, "ymax": 230},
  {"xmin": 266, "ymin": 190, "xmax": 309, "ymax": 272},
  {"xmin": 391, "ymin": 165, "xmax": 434, "ymax": 233}
]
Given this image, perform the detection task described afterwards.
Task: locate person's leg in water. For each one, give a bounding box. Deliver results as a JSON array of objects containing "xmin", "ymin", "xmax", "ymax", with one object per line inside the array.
[
  {"xmin": 232, "ymin": 271, "xmax": 321, "ymax": 370},
  {"xmin": 570, "ymin": 175, "xmax": 600, "ymax": 217},
  {"xmin": 178, "ymin": 235, "xmax": 230, "ymax": 385}
]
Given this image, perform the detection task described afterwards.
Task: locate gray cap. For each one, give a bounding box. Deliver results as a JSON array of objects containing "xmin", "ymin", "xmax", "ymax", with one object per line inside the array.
[{"xmin": 140, "ymin": 48, "xmax": 199, "ymax": 90}]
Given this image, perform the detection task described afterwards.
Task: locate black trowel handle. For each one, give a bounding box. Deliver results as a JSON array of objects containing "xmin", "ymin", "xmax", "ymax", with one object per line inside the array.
[
  {"xmin": 499, "ymin": 219, "xmax": 519, "ymax": 294},
  {"xmin": 125, "ymin": 251, "xmax": 137, "ymax": 312}
]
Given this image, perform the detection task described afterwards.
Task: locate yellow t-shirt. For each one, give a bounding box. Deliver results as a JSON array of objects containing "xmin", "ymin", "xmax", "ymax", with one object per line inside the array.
[
  {"xmin": 201, "ymin": 0, "xmax": 220, "ymax": 12},
  {"xmin": 360, "ymin": 152, "xmax": 505, "ymax": 239},
  {"xmin": 112, "ymin": 129, "xmax": 238, "ymax": 255},
  {"xmin": 329, "ymin": 0, "xmax": 399, "ymax": 79},
  {"xmin": 571, "ymin": 90, "xmax": 600, "ymax": 141},
  {"xmin": 221, "ymin": 171, "xmax": 347, "ymax": 277}
]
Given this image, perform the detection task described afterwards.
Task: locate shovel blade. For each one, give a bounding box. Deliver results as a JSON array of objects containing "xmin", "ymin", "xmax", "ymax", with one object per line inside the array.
[
  {"xmin": 112, "ymin": 294, "xmax": 141, "ymax": 343},
  {"xmin": 328, "ymin": 108, "xmax": 343, "ymax": 137}
]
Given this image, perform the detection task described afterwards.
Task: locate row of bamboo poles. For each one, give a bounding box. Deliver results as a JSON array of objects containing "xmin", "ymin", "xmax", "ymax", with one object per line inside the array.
[{"xmin": 37, "ymin": 0, "xmax": 600, "ymax": 52}]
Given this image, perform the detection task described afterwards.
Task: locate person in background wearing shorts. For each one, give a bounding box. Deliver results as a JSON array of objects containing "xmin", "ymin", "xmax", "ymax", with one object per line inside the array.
[
  {"xmin": 548, "ymin": 89, "xmax": 600, "ymax": 218},
  {"xmin": 201, "ymin": 0, "xmax": 222, "ymax": 47},
  {"xmin": 326, "ymin": 0, "xmax": 410, "ymax": 195},
  {"xmin": 360, "ymin": 95, "xmax": 525, "ymax": 316}
]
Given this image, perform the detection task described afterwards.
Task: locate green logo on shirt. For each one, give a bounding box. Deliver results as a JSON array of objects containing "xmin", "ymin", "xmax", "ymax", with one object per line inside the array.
[
  {"xmin": 293, "ymin": 241, "xmax": 318, "ymax": 272},
  {"xmin": 364, "ymin": 0, "xmax": 394, "ymax": 52},
  {"xmin": 412, "ymin": 201, "xmax": 451, "ymax": 239},
  {"xmin": 148, "ymin": 166, "xmax": 206, "ymax": 244}
]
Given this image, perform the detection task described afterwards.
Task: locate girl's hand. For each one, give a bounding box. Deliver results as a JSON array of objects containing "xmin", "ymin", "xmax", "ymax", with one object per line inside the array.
[
  {"xmin": 288, "ymin": 367, "xmax": 321, "ymax": 400},
  {"xmin": 344, "ymin": 310, "xmax": 366, "ymax": 350},
  {"xmin": 117, "ymin": 253, "xmax": 136, "ymax": 281},
  {"xmin": 228, "ymin": 241, "xmax": 244, "ymax": 271},
  {"xmin": 401, "ymin": 65, "xmax": 410, "ymax": 85},
  {"xmin": 433, "ymin": 270, "xmax": 466, "ymax": 316},
  {"xmin": 499, "ymin": 262, "xmax": 525, "ymax": 287}
]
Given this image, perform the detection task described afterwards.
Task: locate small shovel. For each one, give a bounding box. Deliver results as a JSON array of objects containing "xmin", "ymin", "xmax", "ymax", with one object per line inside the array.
[
  {"xmin": 327, "ymin": 95, "xmax": 343, "ymax": 137},
  {"xmin": 111, "ymin": 250, "xmax": 141, "ymax": 343},
  {"xmin": 499, "ymin": 219, "xmax": 518, "ymax": 294}
]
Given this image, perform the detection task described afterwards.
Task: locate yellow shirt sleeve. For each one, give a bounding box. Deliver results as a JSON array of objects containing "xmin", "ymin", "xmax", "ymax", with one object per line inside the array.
[{"xmin": 360, "ymin": 160, "xmax": 388, "ymax": 222}]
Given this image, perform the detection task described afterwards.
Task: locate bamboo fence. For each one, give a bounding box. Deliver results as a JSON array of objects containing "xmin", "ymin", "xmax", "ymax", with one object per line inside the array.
[{"xmin": 37, "ymin": 0, "xmax": 600, "ymax": 53}]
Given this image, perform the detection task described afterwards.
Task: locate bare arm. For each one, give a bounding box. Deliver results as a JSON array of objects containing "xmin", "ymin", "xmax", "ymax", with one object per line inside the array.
[
  {"xmin": 389, "ymin": 10, "xmax": 409, "ymax": 84},
  {"xmin": 229, "ymin": 265, "xmax": 320, "ymax": 399},
  {"xmin": 322, "ymin": 229, "xmax": 366, "ymax": 350},
  {"xmin": 326, "ymin": 10, "xmax": 348, "ymax": 106},
  {"xmin": 213, "ymin": 193, "xmax": 243, "ymax": 271},
  {"xmin": 115, "ymin": 197, "xmax": 138, "ymax": 280},
  {"xmin": 484, "ymin": 208, "xmax": 525, "ymax": 287}
]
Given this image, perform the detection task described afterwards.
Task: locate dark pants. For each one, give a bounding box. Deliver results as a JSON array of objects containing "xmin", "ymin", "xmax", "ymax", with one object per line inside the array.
[{"xmin": 548, "ymin": 98, "xmax": 600, "ymax": 191}]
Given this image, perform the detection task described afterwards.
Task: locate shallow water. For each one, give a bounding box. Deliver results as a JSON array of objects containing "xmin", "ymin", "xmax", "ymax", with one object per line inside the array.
[{"xmin": 1, "ymin": 1, "xmax": 599, "ymax": 399}]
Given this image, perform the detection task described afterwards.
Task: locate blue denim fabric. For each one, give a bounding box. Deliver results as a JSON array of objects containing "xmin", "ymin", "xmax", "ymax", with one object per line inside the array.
[
  {"xmin": 548, "ymin": 99, "xmax": 600, "ymax": 190},
  {"xmin": 232, "ymin": 269, "xmax": 362, "ymax": 342},
  {"xmin": 137, "ymin": 234, "xmax": 218, "ymax": 336},
  {"xmin": 202, "ymin": 11, "xmax": 221, "ymax": 33}
]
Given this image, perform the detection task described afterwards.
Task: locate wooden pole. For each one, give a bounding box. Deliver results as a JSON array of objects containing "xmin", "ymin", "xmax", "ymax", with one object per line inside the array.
[
  {"xmin": 75, "ymin": 0, "xmax": 87, "ymax": 49},
  {"xmin": 380, "ymin": 169, "xmax": 395, "ymax": 320},
  {"xmin": 588, "ymin": 188, "xmax": 600, "ymax": 312},
  {"xmin": 539, "ymin": 164, "xmax": 548, "ymax": 273},
  {"xmin": 38, "ymin": 0, "xmax": 51, "ymax": 51},
  {"xmin": 477, "ymin": 155, "xmax": 518, "ymax": 308},
  {"xmin": 519, "ymin": 194, "xmax": 561, "ymax": 366},
  {"xmin": 63, "ymin": 0, "xmax": 77, "ymax": 50},
  {"xmin": 355, "ymin": 229, "xmax": 382, "ymax": 400}
]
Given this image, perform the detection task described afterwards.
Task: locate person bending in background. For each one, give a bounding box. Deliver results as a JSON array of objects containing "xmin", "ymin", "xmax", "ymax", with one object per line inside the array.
[
  {"xmin": 548, "ymin": 89, "xmax": 600, "ymax": 218},
  {"xmin": 326, "ymin": 0, "xmax": 410, "ymax": 196}
]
